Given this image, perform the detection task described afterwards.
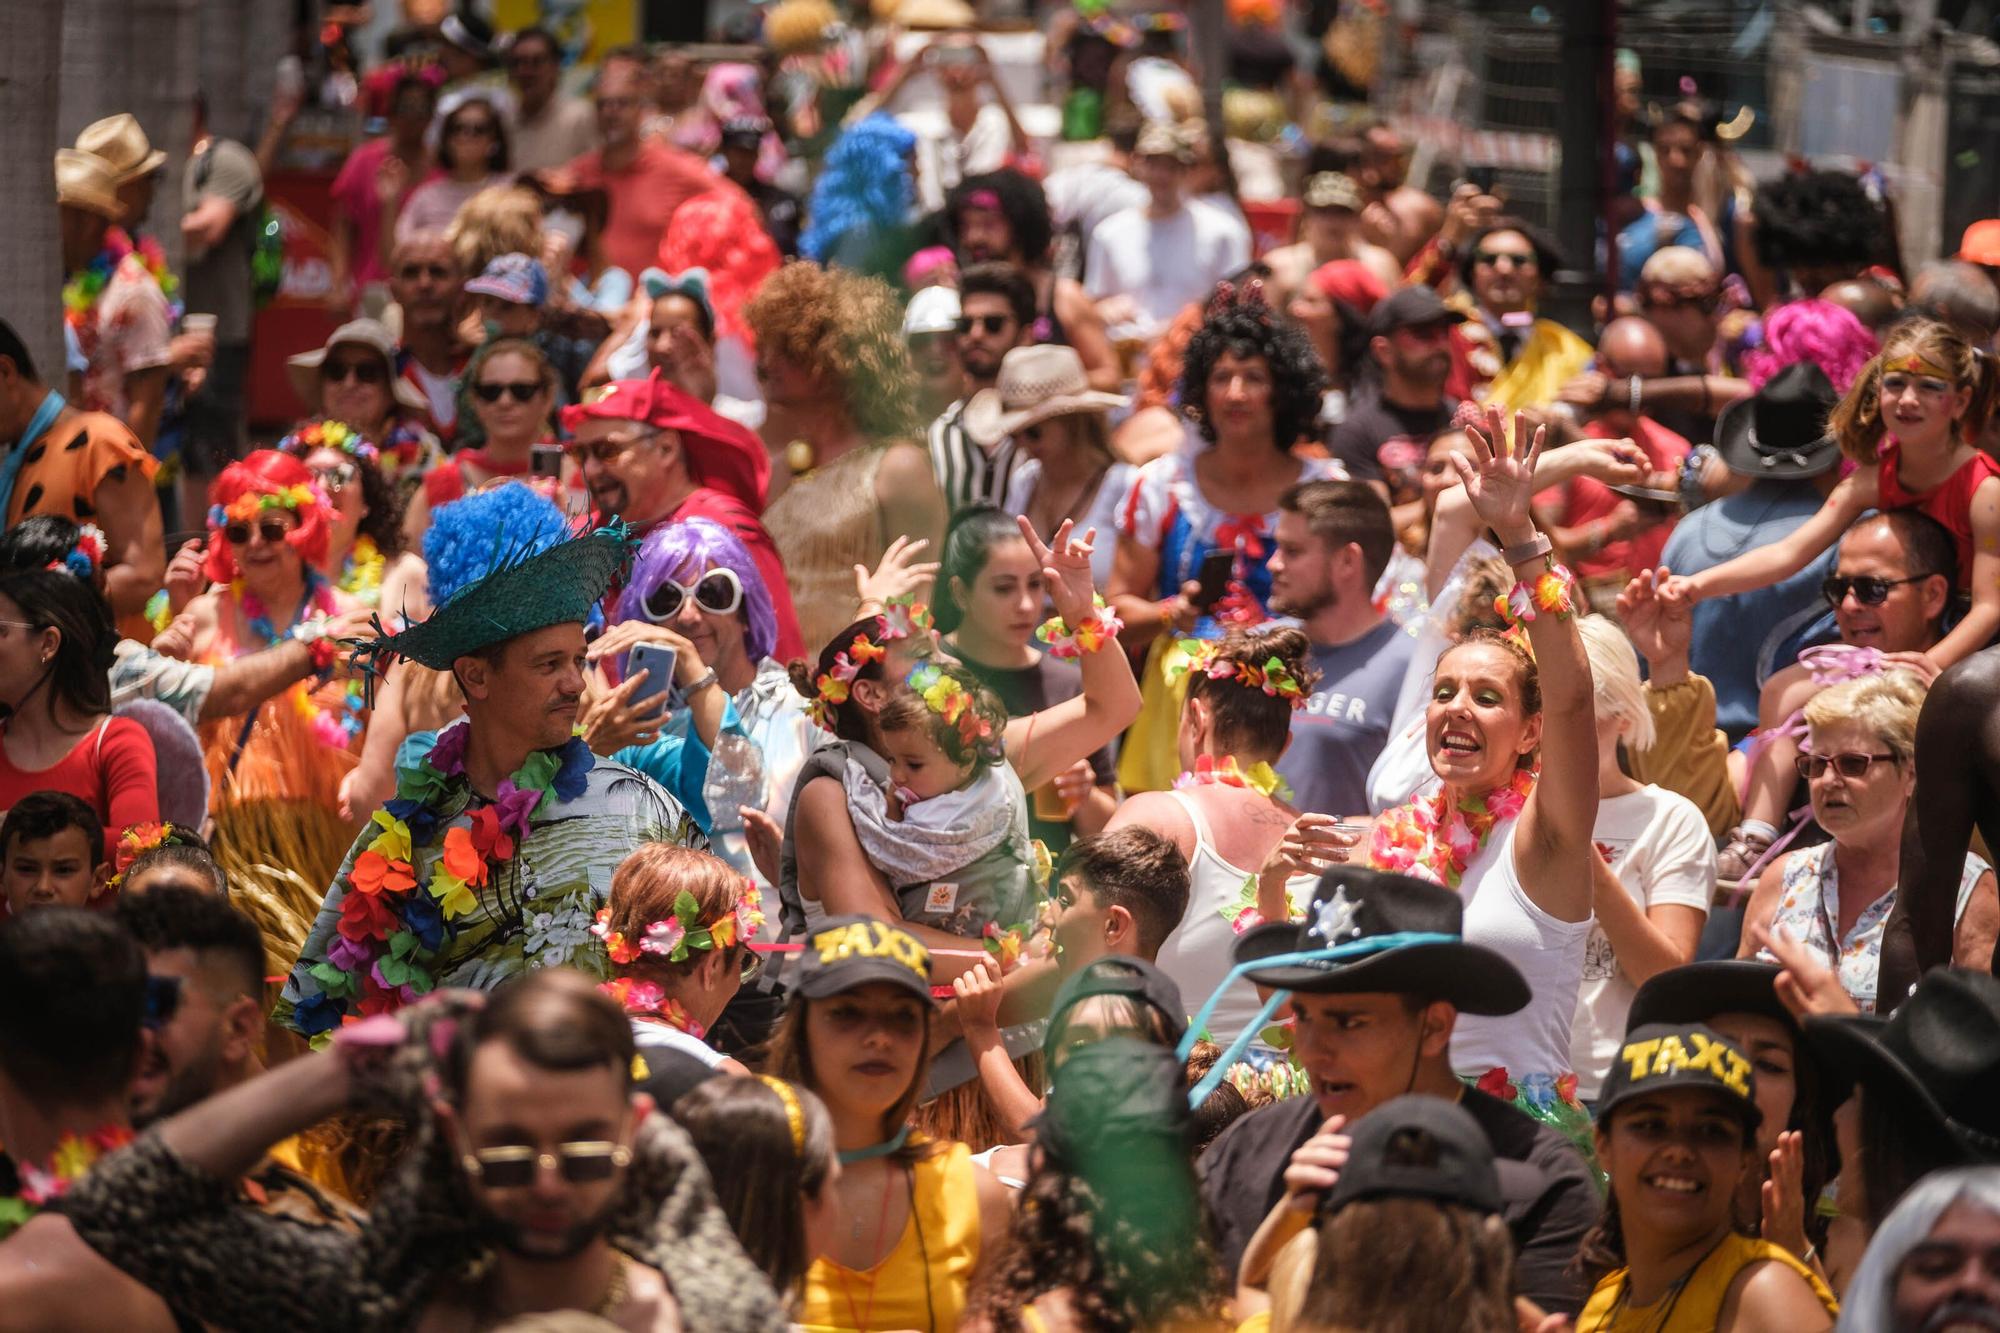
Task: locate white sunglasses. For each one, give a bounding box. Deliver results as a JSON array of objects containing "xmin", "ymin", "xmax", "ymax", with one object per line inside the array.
[{"xmin": 640, "ymin": 567, "xmax": 743, "ymax": 622}]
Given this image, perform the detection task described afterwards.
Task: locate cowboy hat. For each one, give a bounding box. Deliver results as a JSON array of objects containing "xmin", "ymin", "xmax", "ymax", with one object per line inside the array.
[
  {"xmin": 76, "ymin": 114, "xmax": 167, "ymax": 184},
  {"xmin": 286, "ymin": 319, "xmax": 432, "ymax": 415},
  {"xmin": 54, "ymin": 150, "xmax": 124, "ymax": 221},
  {"xmin": 1230, "ymin": 866, "xmax": 1530, "ymax": 1015},
  {"xmin": 1712, "ymin": 361, "xmax": 1841, "ymax": 480},
  {"xmin": 962, "ymin": 345, "xmax": 1128, "ymax": 447}
]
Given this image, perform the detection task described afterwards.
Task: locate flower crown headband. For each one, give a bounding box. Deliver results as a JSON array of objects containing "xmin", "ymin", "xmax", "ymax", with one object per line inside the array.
[
  {"xmin": 107, "ymin": 821, "xmax": 195, "ymax": 890},
  {"xmin": 281, "ymin": 418, "xmax": 381, "ymax": 466},
  {"xmin": 1204, "ymin": 277, "xmax": 1273, "ymax": 325},
  {"xmin": 208, "ymin": 482, "xmax": 322, "ymax": 530},
  {"xmin": 591, "ymin": 878, "xmax": 767, "ymax": 967},
  {"xmin": 47, "ymin": 524, "xmax": 106, "ymax": 581},
  {"xmin": 805, "ymin": 598, "xmax": 934, "ymax": 732},
  {"xmin": 905, "ymin": 661, "xmax": 1004, "ymax": 762},
  {"xmin": 1164, "ymin": 638, "xmax": 1307, "ymax": 709}
]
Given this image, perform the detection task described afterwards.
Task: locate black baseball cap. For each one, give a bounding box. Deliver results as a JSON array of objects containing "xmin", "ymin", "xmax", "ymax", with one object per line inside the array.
[
  {"xmin": 1323, "ymin": 1094, "xmax": 1540, "ymax": 1216},
  {"xmin": 1597, "ymin": 1022, "xmax": 1761, "ymax": 1132},
  {"xmin": 793, "ymin": 915, "xmax": 935, "ymax": 1004},
  {"xmin": 1364, "ymin": 285, "xmax": 1467, "ymax": 339},
  {"xmin": 1045, "ymin": 955, "xmax": 1187, "ymax": 1059}
]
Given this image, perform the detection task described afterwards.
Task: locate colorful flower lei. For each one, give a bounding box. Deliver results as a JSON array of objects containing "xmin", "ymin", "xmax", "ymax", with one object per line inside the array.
[
  {"xmin": 1495, "ymin": 563, "xmax": 1576, "ymax": 626},
  {"xmin": 1174, "ymin": 753, "xmax": 1293, "ymax": 801},
  {"xmin": 1034, "ymin": 596, "xmax": 1125, "ymax": 658},
  {"xmin": 338, "ymin": 534, "xmax": 388, "ymax": 605},
  {"xmin": 599, "ymin": 977, "xmax": 705, "ymax": 1037},
  {"xmin": 590, "ymin": 876, "xmax": 765, "ymax": 967},
  {"xmin": 1163, "ymin": 638, "xmax": 1307, "ymax": 709},
  {"xmin": 63, "ymin": 229, "xmax": 178, "ymax": 358},
  {"xmin": 879, "ymin": 595, "xmax": 933, "ymax": 640},
  {"xmin": 280, "ymin": 418, "xmax": 381, "ymax": 466},
  {"xmin": 905, "ymin": 662, "xmax": 1002, "ymax": 762},
  {"xmin": 1368, "ymin": 766, "xmax": 1536, "ymax": 891},
  {"xmin": 209, "ymin": 483, "xmax": 321, "ymax": 530},
  {"xmin": 233, "ymin": 572, "xmax": 359, "ymax": 744},
  {"xmin": 0, "ymin": 1124, "xmax": 135, "ymax": 1239},
  {"xmin": 292, "ymin": 721, "xmax": 593, "ymax": 1035},
  {"xmin": 44, "ymin": 524, "xmax": 106, "ymax": 582}
]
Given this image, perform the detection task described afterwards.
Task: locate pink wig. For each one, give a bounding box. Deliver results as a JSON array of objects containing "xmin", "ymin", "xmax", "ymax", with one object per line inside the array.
[
  {"xmin": 202, "ymin": 449, "xmax": 334, "ymax": 584},
  {"xmin": 1744, "ymin": 299, "xmax": 1880, "ymax": 396}
]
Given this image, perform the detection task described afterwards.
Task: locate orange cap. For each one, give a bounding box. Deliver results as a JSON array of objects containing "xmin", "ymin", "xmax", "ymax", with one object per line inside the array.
[{"xmin": 1959, "ymin": 219, "xmax": 2000, "ymax": 266}]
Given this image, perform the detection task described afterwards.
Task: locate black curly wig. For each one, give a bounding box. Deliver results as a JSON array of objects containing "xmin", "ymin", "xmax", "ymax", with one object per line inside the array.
[
  {"xmin": 947, "ymin": 167, "xmax": 1055, "ymax": 265},
  {"xmin": 1753, "ymin": 169, "xmax": 1890, "ymax": 275},
  {"xmin": 1178, "ymin": 283, "xmax": 1328, "ymax": 449}
]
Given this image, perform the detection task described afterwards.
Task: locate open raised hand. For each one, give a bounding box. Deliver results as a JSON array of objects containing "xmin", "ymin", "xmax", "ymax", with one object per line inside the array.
[{"xmin": 1453, "ymin": 406, "xmax": 1545, "ymax": 547}]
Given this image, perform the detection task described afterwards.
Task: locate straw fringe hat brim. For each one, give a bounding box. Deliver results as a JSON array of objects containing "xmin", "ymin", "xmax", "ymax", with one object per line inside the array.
[{"xmin": 962, "ymin": 386, "xmax": 1128, "ymax": 447}]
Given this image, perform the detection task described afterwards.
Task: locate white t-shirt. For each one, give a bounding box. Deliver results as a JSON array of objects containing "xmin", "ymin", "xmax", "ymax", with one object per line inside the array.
[
  {"xmin": 1568, "ymin": 785, "xmax": 1717, "ymax": 1098},
  {"xmin": 1084, "ymin": 200, "xmax": 1251, "ymax": 340}
]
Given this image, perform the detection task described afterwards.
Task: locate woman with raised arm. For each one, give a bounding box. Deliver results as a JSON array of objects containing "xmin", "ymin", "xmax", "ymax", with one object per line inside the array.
[{"xmin": 1365, "ymin": 408, "xmax": 1601, "ymax": 1140}]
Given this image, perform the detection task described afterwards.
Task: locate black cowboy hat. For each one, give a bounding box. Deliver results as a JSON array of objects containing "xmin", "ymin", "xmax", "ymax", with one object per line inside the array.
[
  {"xmin": 1230, "ymin": 866, "xmax": 1529, "ymax": 1015},
  {"xmin": 1803, "ymin": 968, "xmax": 2000, "ymax": 1163},
  {"xmin": 1713, "ymin": 361, "xmax": 1842, "ymax": 480},
  {"xmin": 1630, "ymin": 959, "xmax": 1798, "ymax": 1034}
]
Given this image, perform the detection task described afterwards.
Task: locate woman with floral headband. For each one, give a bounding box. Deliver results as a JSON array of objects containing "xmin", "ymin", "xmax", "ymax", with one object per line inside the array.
[
  {"xmin": 594, "ymin": 842, "xmax": 764, "ymax": 1075},
  {"xmin": 277, "ymin": 418, "xmax": 427, "ymax": 624},
  {"xmin": 1364, "ymin": 409, "xmax": 1599, "ymax": 1142},
  {"xmin": 151, "ymin": 450, "xmax": 365, "ymax": 976}
]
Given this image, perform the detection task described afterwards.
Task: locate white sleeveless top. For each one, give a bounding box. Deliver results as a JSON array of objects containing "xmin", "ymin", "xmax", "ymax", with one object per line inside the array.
[
  {"xmin": 1448, "ymin": 819, "xmax": 1593, "ymax": 1081},
  {"xmin": 1154, "ymin": 790, "xmax": 1312, "ymax": 1050}
]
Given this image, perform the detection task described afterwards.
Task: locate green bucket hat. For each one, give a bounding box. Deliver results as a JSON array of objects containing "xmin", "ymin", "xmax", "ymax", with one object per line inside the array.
[{"xmin": 357, "ymin": 521, "xmax": 636, "ymax": 675}]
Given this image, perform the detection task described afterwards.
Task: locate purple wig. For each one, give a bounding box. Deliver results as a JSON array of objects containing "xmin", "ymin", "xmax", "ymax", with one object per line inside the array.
[
  {"xmin": 621, "ymin": 518, "xmax": 777, "ymax": 665},
  {"xmin": 1744, "ymin": 298, "xmax": 1880, "ymax": 395}
]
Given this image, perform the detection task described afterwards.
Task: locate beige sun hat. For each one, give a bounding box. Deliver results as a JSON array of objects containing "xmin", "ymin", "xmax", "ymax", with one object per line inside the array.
[
  {"xmin": 55, "ymin": 150, "xmax": 124, "ymax": 221},
  {"xmin": 962, "ymin": 345, "xmax": 1128, "ymax": 447},
  {"xmin": 286, "ymin": 319, "xmax": 432, "ymax": 415},
  {"xmin": 76, "ymin": 114, "xmax": 168, "ymax": 184},
  {"xmin": 896, "ymin": 0, "xmax": 977, "ymax": 29}
]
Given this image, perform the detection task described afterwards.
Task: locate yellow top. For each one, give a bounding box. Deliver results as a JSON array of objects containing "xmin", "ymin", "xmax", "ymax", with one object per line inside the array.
[
  {"xmin": 796, "ymin": 1138, "xmax": 982, "ymax": 1332},
  {"xmin": 1577, "ymin": 1232, "xmax": 1839, "ymax": 1331}
]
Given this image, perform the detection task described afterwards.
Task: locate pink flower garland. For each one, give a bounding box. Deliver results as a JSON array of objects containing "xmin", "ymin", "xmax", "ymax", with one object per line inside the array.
[{"xmin": 1368, "ymin": 767, "xmax": 1537, "ymax": 890}]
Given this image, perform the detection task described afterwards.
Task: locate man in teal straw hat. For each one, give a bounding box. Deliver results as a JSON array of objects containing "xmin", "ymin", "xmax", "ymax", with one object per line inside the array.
[{"xmin": 275, "ymin": 485, "xmax": 704, "ymax": 1036}]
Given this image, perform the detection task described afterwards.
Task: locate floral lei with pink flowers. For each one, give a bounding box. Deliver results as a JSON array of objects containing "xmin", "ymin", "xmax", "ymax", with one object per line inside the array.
[{"xmin": 1368, "ymin": 767, "xmax": 1536, "ymax": 891}]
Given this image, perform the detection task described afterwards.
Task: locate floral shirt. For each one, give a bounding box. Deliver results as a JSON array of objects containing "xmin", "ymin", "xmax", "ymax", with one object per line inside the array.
[
  {"xmin": 1759, "ymin": 841, "xmax": 1989, "ymax": 1013},
  {"xmin": 274, "ymin": 754, "xmax": 702, "ymax": 1035},
  {"xmin": 78, "ymin": 255, "xmax": 173, "ymax": 423}
]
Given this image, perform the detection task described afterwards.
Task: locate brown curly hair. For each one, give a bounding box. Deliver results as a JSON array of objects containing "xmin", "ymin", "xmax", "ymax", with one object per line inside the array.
[
  {"xmin": 743, "ymin": 260, "xmax": 922, "ymax": 442},
  {"xmin": 1186, "ymin": 624, "xmax": 1322, "ymax": 757}
]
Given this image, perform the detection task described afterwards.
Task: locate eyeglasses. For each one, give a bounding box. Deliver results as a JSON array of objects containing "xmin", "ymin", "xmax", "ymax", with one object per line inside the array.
[
  {"xmin": 565, "ymin": 431, "xmax": 656, "ymax": 465},
  {"xmin": 143, "ymin": 975, "xmax": 182, "ymax": 1030},
  {"xmin": 1473, "ymin": 250, "xmax": 1536, "ymax": 270},
  {"xmin": 224, "ymin": 517, "xmax": 295, "ymax": 546},
  {"xmin": 449, "ymin": 120, "xmax": 498, "ymax": 138},
  {"xmin": 737, "ymin": 946, "xmax": 763, "ymax": 984},
  {"xmin": 1821, "ymin": 574, "xmax": 1927, "ymax": 607},
  {"xmin": 474, "ymin": 380, "xmax": 544, "ymax": 404},
  {"xmin": 311, "ymin": 462, "xmax": 359, "ymax": 494},
  {"xmin": 323, "ymin": 358, "xmax": 386, "ymax": 385},
  {"xmin": 642, "ymin": 567, "xmax": 743, "ymax": 622},
  {"xmin": 398, "ymin": 263, "xmax": 451, "ymax": 282},
  {"xmin": 956, "ymin": 314, "xmax": 1011, "ymax": 336},
  {"xmin": 459, "ymin": 1140, "xmax": 633, "ymax": 1189},
  {"xmin": 1796, "ymin": 751, "xmax": 1899, "ymax": 781}
]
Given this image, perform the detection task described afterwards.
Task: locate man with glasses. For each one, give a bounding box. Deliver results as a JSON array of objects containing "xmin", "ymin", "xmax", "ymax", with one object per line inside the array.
[
  {"xmin": 926, "ymin": 263, "xmax": 1035, "ymax": 512},
  {"xmin": 1446, "ymin": 219, "xmax": 1592, "ymax": 412},
  {"xmin": 563, "ymin": 377, "xmax": 803, "ymax": 660},
  {"xmin": 562, "ymin": 47, "xmax": 723, "ymax": 280},
  {"xmin": 504, "ymin": 26, "xmax": 596, "ymax": 173},
  {"xmin": 1329, "ymin": 285, "xmax": 1462, "ymax": 492},
  {"xmin": 388, "ymin": 232, "xmax": 466, "ymax": 440}
]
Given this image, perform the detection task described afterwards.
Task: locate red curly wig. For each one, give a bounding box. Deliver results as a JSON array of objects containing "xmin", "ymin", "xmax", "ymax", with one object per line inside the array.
[{"xmin": 202, "ymin": 449, "xmax": 334, "ymax": 584}]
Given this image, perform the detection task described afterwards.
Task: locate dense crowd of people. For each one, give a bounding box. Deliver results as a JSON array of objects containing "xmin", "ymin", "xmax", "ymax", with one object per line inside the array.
[{"xmin": 12, "ymin": 2, "xmax": 2000, "ymax": 1329}]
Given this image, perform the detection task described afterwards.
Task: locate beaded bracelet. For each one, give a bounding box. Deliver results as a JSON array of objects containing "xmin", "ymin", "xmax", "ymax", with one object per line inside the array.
[
  {"xmin": 1496, "ymin": 562, "xmax": 1577, "ymax": 625},
  {"xmin": 1036, "ymin": 598, "xmax": 1126, "ymax": 657},
  {"xmin": 291, "ymin": 616, "xmax": 342, "ymax": 674}
]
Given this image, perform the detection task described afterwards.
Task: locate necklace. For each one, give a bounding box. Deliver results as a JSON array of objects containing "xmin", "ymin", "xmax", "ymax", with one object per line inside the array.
[
  {"xmin": 602, "ymin": 978, "xmax": 706, "ymax": 1039},
  {"xmin": 0, "ymin": 1123, "xmax": 134, "ymax": 1239},
  {"xmin": 1603, "ymin": 1235, "xmax": 1725, "ymax": 1333},
  {"xmin": 471, "ymin": 1251, "xmax": 630, "ymax": 1328},
  {"xmin": 63, "ymin": 229, "xmax": 178, "ymax": 382},
  {"xmin": 1368, "ymin": 767, "xmax": 1536, "ymax": 891},
  {"xmin": 1173, "ymin": 753, "xmax": 1291, "ymax": 800},
  {"xmin": 1030, "ymin": 461, "xmax": 1109, "ymax": 538},
  {"xmin": 838, "ymin": 1123, "xmax": 912, "ymax": 1165},
  {"xmin": 337, "ymin": 534, "xmax": 387, "ymax": 606},
  {"xmin": 835, "ymin": 1164, "xmax": 900, "ymax": 1333},
  {"xmin": 235, "ymin": 574, "xmax": 363, "ymax": 749}
]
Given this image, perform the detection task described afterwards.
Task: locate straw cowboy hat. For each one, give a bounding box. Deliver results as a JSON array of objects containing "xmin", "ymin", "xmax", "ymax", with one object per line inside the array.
[
  {"xmin": 286, "ymin": 320, "xmax": 432, "ymax": 415},
  {"xmin": 962, "ymin": 345, "xmax": 1128, "ymax": 447},
  {"xmin": 54, "ymin": 150, "xmax": 125, "ymax": 221},
  {"xmin": 76, "ymin": 114, "xmax": 167, "ymax": 184}
]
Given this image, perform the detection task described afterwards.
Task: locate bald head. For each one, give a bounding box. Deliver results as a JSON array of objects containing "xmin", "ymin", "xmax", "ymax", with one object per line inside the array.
[
  {"xmin": 1596, "ymin": 317, "xmax": 1668, "ymax": 379},
  {"xmin": 1907, "ymin": 262, "xmax": 2000, "ymax": 342},
  {"xmin": 1821, "ymin": 277, "xmax": 1904, "ymax": 333}
]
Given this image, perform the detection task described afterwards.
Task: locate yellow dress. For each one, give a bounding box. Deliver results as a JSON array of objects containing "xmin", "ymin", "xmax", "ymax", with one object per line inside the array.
[
  {"xmin": 795, "ymin": 1137, "xmax": 981, "ymax": 1333},
  {"xmin": 1577, "ymin": 1232, "xmax": 1838, "ymax": 1331}
]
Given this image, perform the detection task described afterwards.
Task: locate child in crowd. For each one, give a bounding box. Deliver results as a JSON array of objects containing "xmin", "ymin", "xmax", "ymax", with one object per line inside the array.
[
  {"xmin": 0, "ymin": 792, "xmax": 108, "ymax": 914},
  {"xmin": 1668, "ymin": 317, "xmax": 2000, "ymax": 668},
  {"xmin": 109, "ymin": 821, "xmax": 226, "ymax": 897}
]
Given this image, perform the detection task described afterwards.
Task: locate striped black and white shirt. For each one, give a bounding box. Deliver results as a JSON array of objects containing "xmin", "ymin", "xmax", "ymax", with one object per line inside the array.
[{"xmin": 926, "ymin": 400, "xmax": 1022, "ymax": 515}]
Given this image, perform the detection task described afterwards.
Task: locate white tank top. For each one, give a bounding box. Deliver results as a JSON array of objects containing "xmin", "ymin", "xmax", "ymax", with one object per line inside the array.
[
  {"xmin": 1448, "ymin": 819, "xmax": 1593, "ymax": 1081},
  {"xmin": 1154, "ymin": 790, "xmax": 1310, "ymax": 1050}
]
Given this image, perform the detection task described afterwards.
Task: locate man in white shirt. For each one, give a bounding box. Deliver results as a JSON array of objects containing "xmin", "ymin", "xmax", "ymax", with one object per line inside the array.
[
  {"xmin": 504, "ymin": 27, "xmax": 598, "ymax": 172},
  {"xmin": 1084, "ymin": 121, "xmax": 1250, "ymax": 342}
]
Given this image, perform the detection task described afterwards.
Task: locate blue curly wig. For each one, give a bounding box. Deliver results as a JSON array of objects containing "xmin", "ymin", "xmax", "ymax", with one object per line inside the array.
[
  {"xmin": 422, "ymin": 482, "xmax": 574, "ymax": 607},
  {"xmin": 800, "ymin": 115, "xmax": 917, "ymax": 263},
  {"xmin": 620, "ymin": 518, "xmax": 777, "ymax": 665}
]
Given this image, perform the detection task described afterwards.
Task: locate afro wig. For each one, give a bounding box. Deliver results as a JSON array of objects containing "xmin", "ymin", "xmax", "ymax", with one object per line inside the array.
[
  {"xmin": 421, "ymin": 481, "xmax": 573, "ymax": 608},
  {"xmin": 202, "ymin": 451, "xmax": 334, "ymax": 585},
  {"xmin": 800, "ymin": 115, "xmax": 917, "ymax": 264},
  {"xmin": 621, "ymin": 518, "xmax": 779, "ymax": 666},
  {"xmin": 1752, "ymin": 169, "xmax": 1890, "ymax": 276},
  {"xmin": 743, "ymin": 261, "xmax": 923, "ymax": 442},
  {"xmin": 1178, "ymin": 282, "xmax": 1328, "ymax": 449},
  {"xmin": 947, "ymin": 168, "xmax": 1055, "ymax": 265}
]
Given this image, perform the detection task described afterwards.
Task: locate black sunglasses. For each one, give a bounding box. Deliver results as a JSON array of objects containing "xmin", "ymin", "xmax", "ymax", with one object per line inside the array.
[
  {"xmin": 323, "ymin": 359, "xmax": 386, "ymax": 385},
  {"xmin": 474, "ymin": 380, "xmax": 544, "ymax": 404},
  {"xmin": 224, "ymin": 517, "xmax": 294, "ymax": 546},
  {"xmin": 1473, "ymin": 249, "xmax": 1536, "ymax": 269},
  {"xmin": 460, "ymin": 1141, "xmax": 632, "ymax": 1189},
  {"xmin": 1821, "ymin": 574, "xmax": 1927, "ymax": 607},
  {"xmin": 956, "ymin": 314, "xmax": 1011, "ymax": 335},
  {"xmin": 143, "ymin": 974, "xmax": 183, "ymax": 1030}
]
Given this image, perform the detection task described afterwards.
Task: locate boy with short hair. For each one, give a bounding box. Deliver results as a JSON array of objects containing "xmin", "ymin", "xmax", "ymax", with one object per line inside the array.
[
  {"xmin": 0, "ymin": 793, "xmax": 109, "ymax": 914},
  {"xmin": 1048, "ymin": 825, "xmax": 1191, "ymax": 974}
]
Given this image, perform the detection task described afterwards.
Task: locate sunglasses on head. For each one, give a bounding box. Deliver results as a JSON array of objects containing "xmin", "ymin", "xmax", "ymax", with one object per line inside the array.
[
  {"xmin": 324, "ymin": 359, "xmax": 386, "ymax": 385},
  {"xmin": 1821, "ymin": 573, "xmax": 1926, "ymax": 607},
  {"xmin": 224, "ymin": 517, "xmax": 295, "ymax": 546},
  {"xmin": 312, "ymin": 461, "xmax": 359, "ymax": 493},
  {"xmin": 143, "ymin": 974, "xmax": 182, "ymax": 1030},
  {"xmin": 956, "ymin": 314, "xmax": 1010, "ymax": 336},
  {"xmin": 474, "ymin": 380, "xmax": 543, "ymax": 404},
  {"xmin": 460, "ymin": 1140, "xmax": 632, "ymax": 1190},
  {"xmin": 642, "ymin": 567, "xmax": 743, "ymax": 622},
  {"xmin": 1796, "ymin": 751, "xmax": 1897, "ymax": 781}
]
